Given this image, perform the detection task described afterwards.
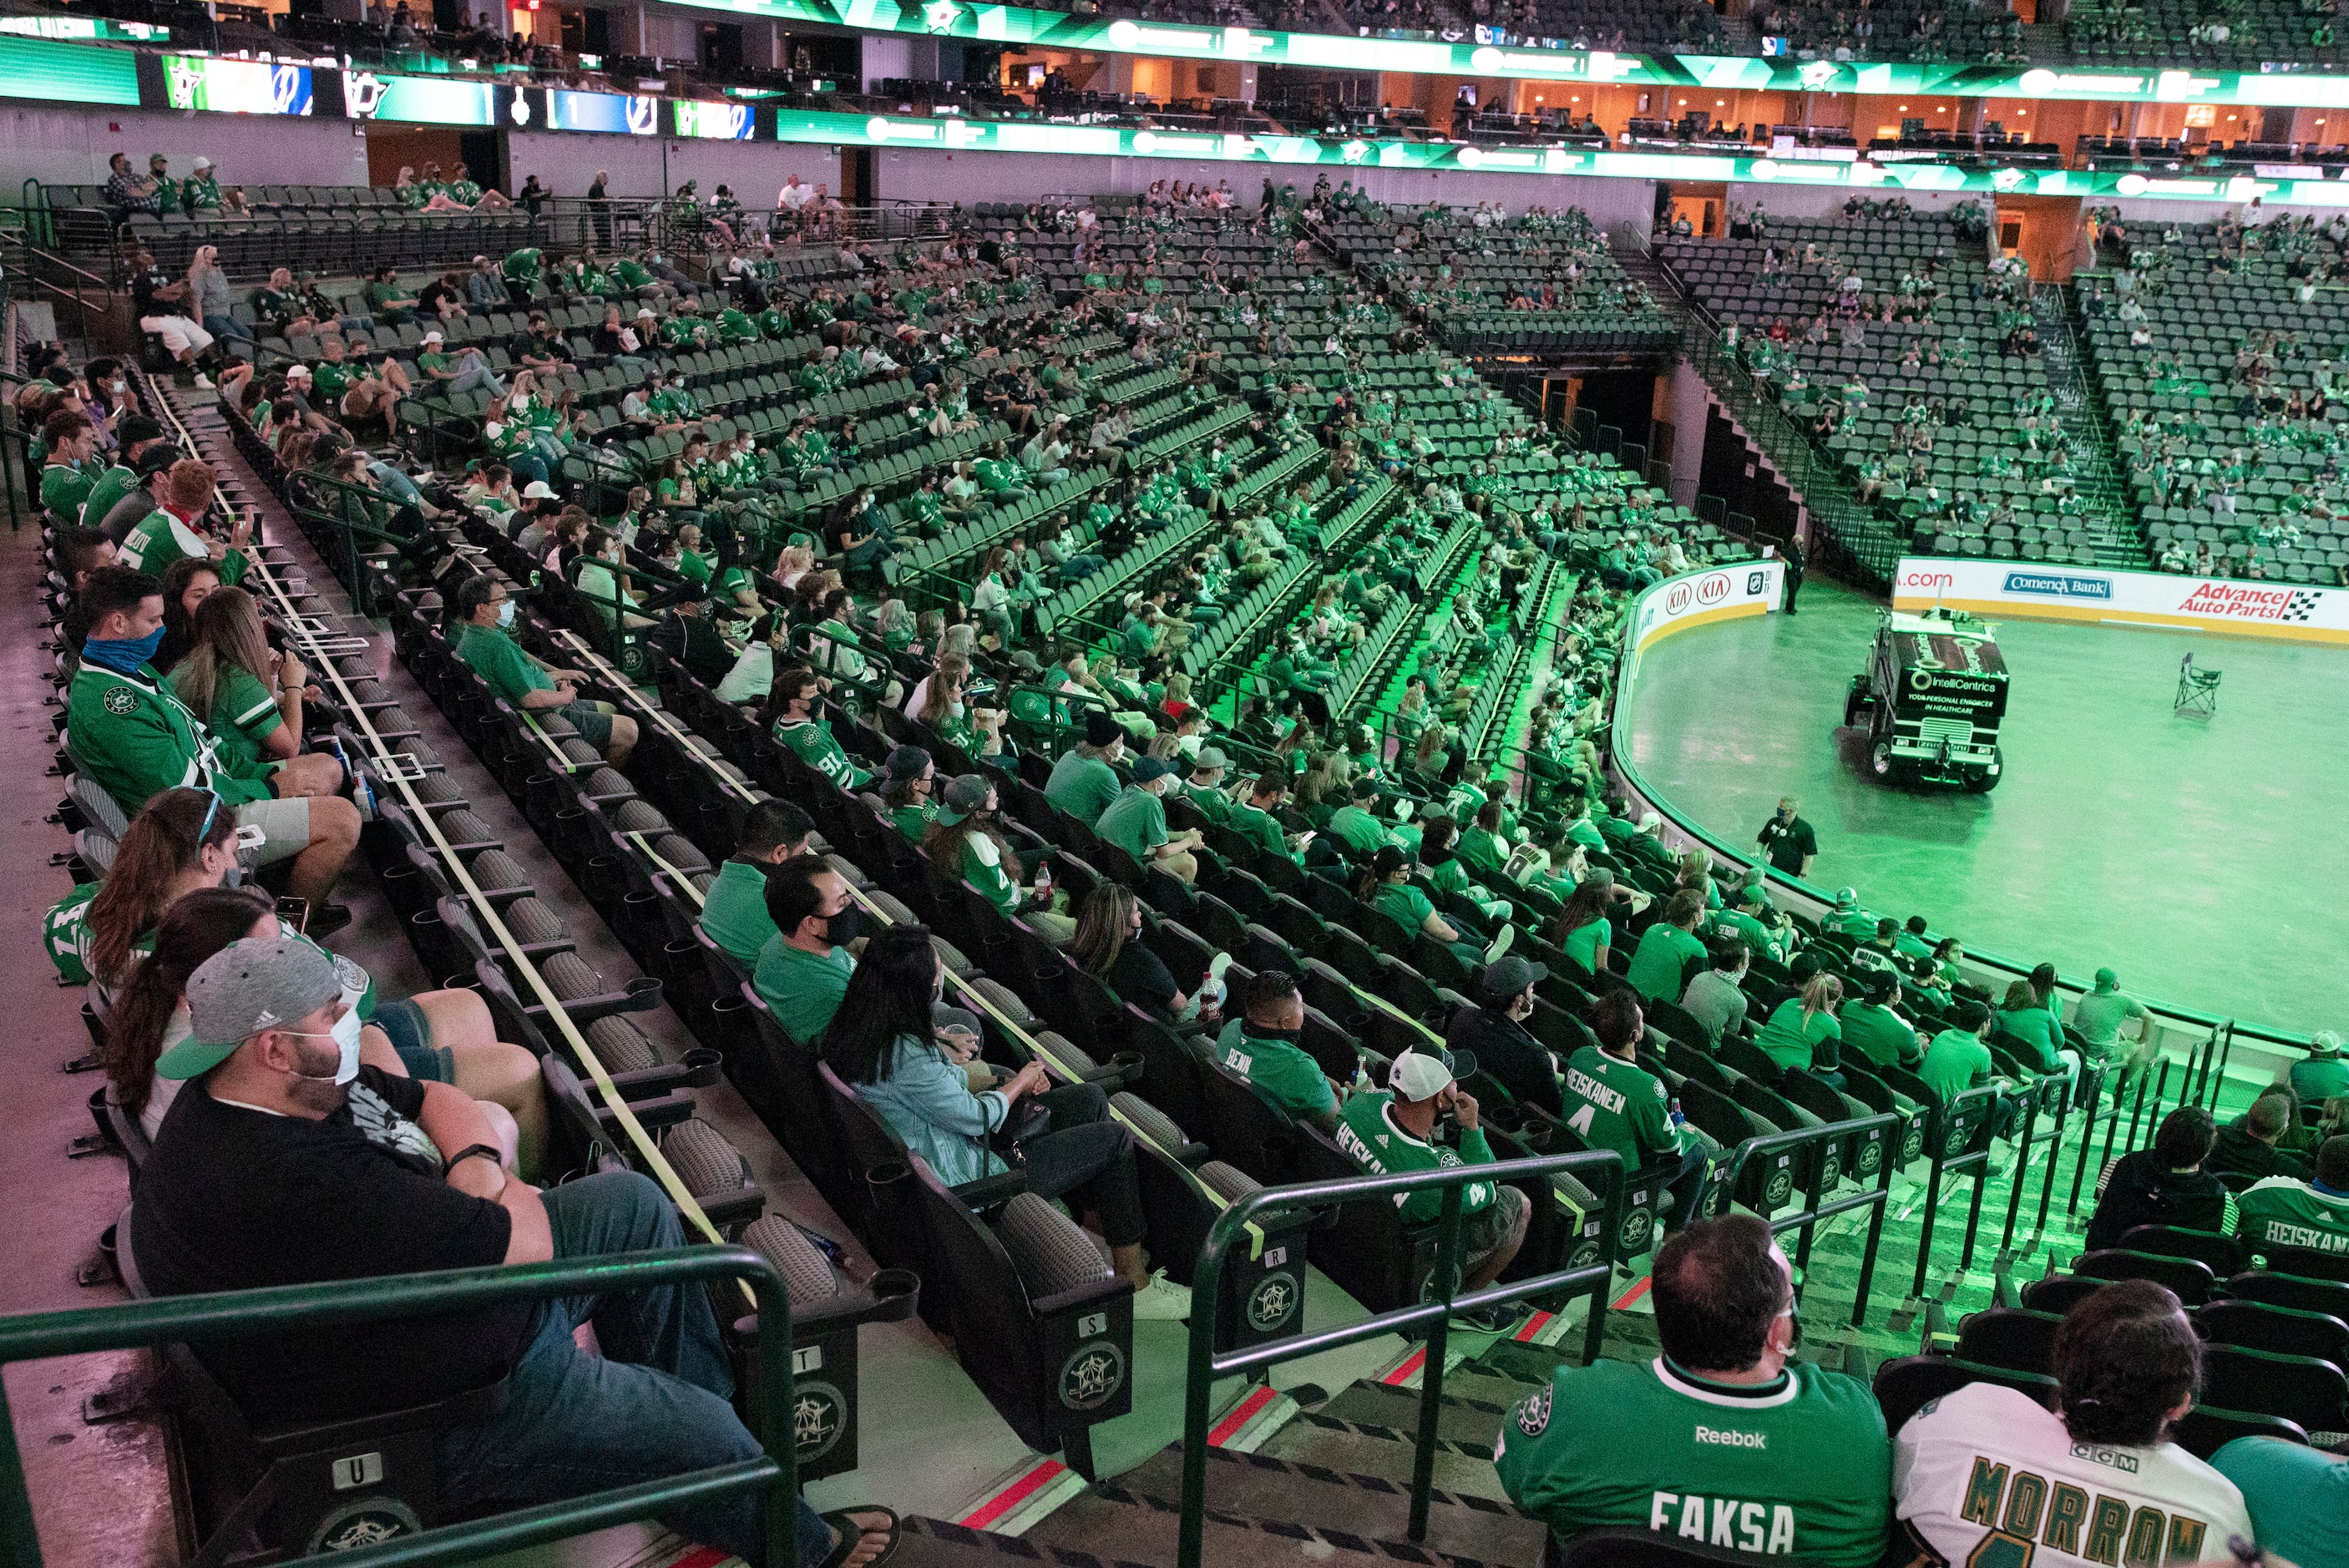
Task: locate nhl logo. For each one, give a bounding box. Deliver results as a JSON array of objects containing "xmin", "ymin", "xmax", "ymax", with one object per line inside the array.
[
  {"xmin": 1245, "ymin": 1272, "xmax": 1299, "ymax": 1334},
  {"xmin": 793, "ymin": 1380, "xmax": 847, "ymax": 1463},
  {"xmin": 1058, "ymin": 1343, "xmax": 1126, "ymax": 1411}
]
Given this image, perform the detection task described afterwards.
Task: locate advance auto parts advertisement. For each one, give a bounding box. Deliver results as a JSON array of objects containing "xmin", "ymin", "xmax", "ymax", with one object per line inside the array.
[{"xmin": 1892, "ymin": 557, "xmax": 2349, "ymax": 645}]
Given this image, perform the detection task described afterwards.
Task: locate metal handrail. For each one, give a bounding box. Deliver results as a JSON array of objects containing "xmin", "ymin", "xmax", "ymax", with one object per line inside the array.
[
  {"xmin": 1177, "ymin": 1147, "xmax": 1626, "ymax": 1568},
  {"xmin": 1600, "ymin": 563, "xmax": 2318, "ymax": 1061},
  {"xmin": 0, "ymin": 1247, "xmax": 800, "ymax": 1568},
  {"xmin": 1709, "ymin": 1111, "xmax": 1901, "ymax": 1320}
]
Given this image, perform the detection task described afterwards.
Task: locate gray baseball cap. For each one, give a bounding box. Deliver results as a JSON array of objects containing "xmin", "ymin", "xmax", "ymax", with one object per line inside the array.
[{"xmin": 156, "ymin": 934, "xmax": 342, "ymax": 1080}]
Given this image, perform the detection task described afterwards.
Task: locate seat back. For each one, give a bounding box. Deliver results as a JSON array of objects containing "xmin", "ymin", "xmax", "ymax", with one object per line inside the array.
[
  {"xmin": 2019, "ymin": 1272, "xmax": 2106, "ymax": 1317},
  {"xmin": 1953, "ymin": 1308, "xmax": 2065, "ymax": 1377},
  {"xmin": 2118, "ymin": 1225, "xmax": 2249, "ymax": 1278},
  {"xmin": 1872, "ymin": 1354, "xmax": 2057, "ymax": 1440},
  {"xmin": 2169, "ymin": 1404, "xmax": 2310, "ymax": 1461},
  {"xmin": 2197, "ymin": 1343, "xmax": 2349, "ymax": 1433},
  {"xmin": 2196, "ymin": 1297, "xmax": 2349, "ymax": 1371},
  {"xmin": 2073, "ymin": 1248, "xmax": 2216, "ymax": 1306},
  {"xmin": 2224, "ymin": 1268, "xmax": 2349, "ymax": 1320}
]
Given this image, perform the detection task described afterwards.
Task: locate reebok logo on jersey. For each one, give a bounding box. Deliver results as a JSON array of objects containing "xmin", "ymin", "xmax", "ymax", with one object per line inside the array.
[{"xmin": 1693, "ymin": 1425, "xmax": 1767, "ymax": 1449}]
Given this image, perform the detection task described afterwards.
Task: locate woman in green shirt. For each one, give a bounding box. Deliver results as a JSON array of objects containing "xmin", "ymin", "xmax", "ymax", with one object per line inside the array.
[
  {"xmin": 1551, "ymin": 871, "xmax": 1617, "ymax": 978},
  {"xmin": 923, "ymin": 774, "xmax": 1075, "ymax": 942},
  {"xmin": 1357, "ymin": 845, "xmax": 1491, "ymax": 968},
  {"xmin": 166, "ymin": 586, "xmax": 301, "ymax": 771},
  {"xmin": 1755, "ymin": 974, "xmax": 1847, "ymax": 1083},
  {"xmin": 1994, "ymin": 978, "xmax": 2068, "ymax": 1076},
  {"xmin": 880, "ymin": 746, "xmax": 937, "ymax": 844},
  {"xmin": 1418, "ymin": 818, "xmax": 1513, "ymax": 924}
]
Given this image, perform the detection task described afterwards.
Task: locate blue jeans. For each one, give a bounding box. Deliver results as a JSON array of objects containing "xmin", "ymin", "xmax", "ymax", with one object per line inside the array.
[
  {"xmin": 432, "ymin": 1171, "xmax": 789, "ymax": 1565},
  {"xmin": 447, "ymin": 360, "xmax": 507, "ymax": 397},
  {"xmin": 202, "ymin": 313, "xmax": 255, "ymax": 343}
]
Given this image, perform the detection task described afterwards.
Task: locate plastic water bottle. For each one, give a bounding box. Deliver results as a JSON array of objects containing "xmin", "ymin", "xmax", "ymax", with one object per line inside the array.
[{"xmin": 1668, "ymin": 1098, "xmax": 1687, "ymax": 1130}]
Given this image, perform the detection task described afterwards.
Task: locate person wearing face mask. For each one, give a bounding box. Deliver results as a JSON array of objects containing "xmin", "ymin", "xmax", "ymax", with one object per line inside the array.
[
  {"xmin": 1496, "ymin": 1213, "xmax": 1892, "ymax": 1565},
  {"xmin": 878, "ymin": 745, "xmax": 938, "ymax": 844},
  {"xmin": 1183, "ymin": 746, "xmax": 1233, "ymax": 824},
  {"xmin": 924, "ymin": 773, "xmax": 1077, "ymax": 943},
  {"xmin": 449, "ymin": 574, "xmax": 636, "ymax": 766},
  {"xmin": 695, "ymin": 800, "xmax": 815, "ymax": 966},
  {"xmin": 765, "ymin": 663, "xmax": 873, "ymax": 792},
  {"xmin": 825, "ymin": 926, "xmax": 1194, "ymax": 1321},
  {"xmin": 751, "ymin": 855, "xmax": 863, "ymax": 1045},
  {"xmin": 129, "ymin": 933, "xmax": 826, "ymax": 1568},
  {"xmin": 1045, "ymin": 710, "xmax": 1128, "ymax": 825},
  {"xmin": 1094, "ymin": 755, "xmax": 1203, "ymax": 883},
  {"xmin": 68, "ymin": 568, "xmax": 362, "ymax": 933},
  {"xmin": 1212, "ymin": 969, "xmax": 1337, "ymax": 1133}
]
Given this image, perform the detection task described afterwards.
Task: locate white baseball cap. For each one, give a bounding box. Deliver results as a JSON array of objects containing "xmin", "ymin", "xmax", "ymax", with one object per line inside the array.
[
  {"xmin": 522, "ymin": 481, "xmax": 558, "ymax": 499},
  {"xmin": 422, "ymin": 330, "xmax": 443, "ymax": 343},
  {"xmin": 286, "ymin": 364, "xmax": 311, "ymax": 380},
  {"xmin": 1387, "ymin": 1051, "xmax": 1454, "ymax": 1103}
]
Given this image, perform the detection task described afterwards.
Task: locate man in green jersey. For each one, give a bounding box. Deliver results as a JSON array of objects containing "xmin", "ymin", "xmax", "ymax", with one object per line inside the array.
[
  {"xmin": 1625, "ymin": 888, "xmax": 1709, "ymax": 1004},
  {"xmin": 767, "ymin": 665, "xmax": 872, "ymax": 792},
  {"xmin": 450, "ymin": 578, "xmax": 636, "ymax": 766},
  {"xmin": 1044, "ymin": 711, "xmax": 1126, "ymax": 826},
  {"xmin": 2290, "ymin": 1030, "xmax": 2349, "ymax": 1110},
  {"xmin": 695, "ymin": 800, "xmax": 813, "ymax": 967},
  {"xmin": 2236, "ymin": 1136, "xmax": 2349, "ymax": 1256},
  {"xmin": 751, "ymin": 856, "xmax": 863, "ymax": 1045},
  {"xmin": 1216, "ymin": 970, "xmax": 1338, "ymax": 1133},
  {"xmin": 1182, "ymin": 747, "xmax": 1233, "ymax": 824},
  {"xmin": 40, "ymin": 410, "xmax": 102, "ymax": 525},
  {"xmin": 1226, "ymin": 772, "xmax": 1304, "ymax": 863},
  {"xmin": 1335, "ymin": 1049, "xmax": 1528, "ymax": 1328},
  {"xmin": 1094, "ymin": 756, "xmax": 1201, "ymax": 883},
  {"xmin": 1838, "ymin": 970, "xmax": 1923, "ymax": 1071},
  {"xmin": 1496, "ymin": 1213, "xmax": 1891, "ymax": 1565},
  {"xmin": 1918, "ymin": 1000, "xmax": 2020, "ymax": 1141},
  {"xmin": 1562, "ymin": 990, "xmax": 1712, "ymax": 1236},
  {"xmin": 1323, "ymin": 776, "xmax": 1392, "ymax": 855},
  {"xmin": 2069, "ymin": 967, "xmax": 2154, "ymax": 1085}
]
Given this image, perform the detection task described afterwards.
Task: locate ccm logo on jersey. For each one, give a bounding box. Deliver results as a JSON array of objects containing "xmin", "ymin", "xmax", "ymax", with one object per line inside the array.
[
  {"xmin": 1649, "ymin": 1494, "xmax": 1797, "ymax": 1555},
  {"xmin": 1694, "ymin": 1425, "xmax": 1767, "ymax": 1449}
]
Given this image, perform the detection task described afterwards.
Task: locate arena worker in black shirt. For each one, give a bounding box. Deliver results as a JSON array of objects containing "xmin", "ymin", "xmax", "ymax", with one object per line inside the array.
[
  {"xmin": 129, "ymin": 933, "xmax": 894, "ymax": 1566},
  {"xmin": 1756, "ymin": 796, "xmax": 1818, "ymax": 878}
]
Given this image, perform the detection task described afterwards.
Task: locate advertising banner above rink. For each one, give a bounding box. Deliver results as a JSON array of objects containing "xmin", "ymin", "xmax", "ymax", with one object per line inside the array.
[{"xmin": 1893, "ymin": 557, "xmax": 2349, "ymax": 645}]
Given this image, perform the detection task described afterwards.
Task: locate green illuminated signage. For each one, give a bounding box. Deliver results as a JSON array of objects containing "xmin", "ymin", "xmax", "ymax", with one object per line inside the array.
[{"xmin": 0, "ymin": 34, "xmax": 139, "ymax": 105}]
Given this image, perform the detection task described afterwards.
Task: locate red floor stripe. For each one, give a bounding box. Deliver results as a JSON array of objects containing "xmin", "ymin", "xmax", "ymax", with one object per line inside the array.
[
  {"xmin": 1381, "ymin": 1347, "xmax": 1429, "ymax": 1386},
  {"xmin": 1512, "ymin": 1310, "xmax": 1554, "ymax": 1343},
  {"xmin": 662, "ymin": 1550, "xmax": 735, "ymax": 1568},
  {"xmin": 1207, "ymin": 1384, "xmax": 1278, "ymax": 1446},
  {"xmin": 958, "ymin": 1459, "xmax": 1067, "ymax": 1530},
  {"xmin": 1612, "ymin": 1276, "xmax": 1653, "ymax": 1311}
]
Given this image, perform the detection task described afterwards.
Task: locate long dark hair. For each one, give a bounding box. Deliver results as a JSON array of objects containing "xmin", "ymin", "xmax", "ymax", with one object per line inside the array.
[
  {"xmin": 819, "ymin": 924, "xmax": 942, "ymax": 1087},
  {"xmin": 1069, "ymin": 883, "xmax": 1136, "ymax": 979},
  {"xmin": 87, "ymin": 788, "xmax": 240, "ymax": 986},
  {"xmin": 1354, "ymin": 843, "xmax": 1408, "ymax": 903},
  {"xmin": 1552, "ymin": 868, "xmax": 1615, "ymax": 943},
  {"xmin": 102, "ymin": 886, "xmax": 271, "ymax": 1117}
]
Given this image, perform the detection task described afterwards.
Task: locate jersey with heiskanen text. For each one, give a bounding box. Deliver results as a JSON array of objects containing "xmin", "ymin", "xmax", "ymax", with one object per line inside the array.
[{"xmin": 1891, "ymin": 1383, "xmax": 2251, "ymax": 1567}]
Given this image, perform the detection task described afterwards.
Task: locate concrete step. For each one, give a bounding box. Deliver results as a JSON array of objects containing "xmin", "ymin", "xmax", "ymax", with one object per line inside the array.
[
  {"xmin": 1257, "ymin": 1409, "xmax": 1511, "ymax": 1502},
  {"xmin": 1026, "ymin": 1443, "xmax": 1547, "ymax": 1565},
  {"xmin": 1320, "ymin": 1379, "xmax": 1512, "ymax": 1446}
]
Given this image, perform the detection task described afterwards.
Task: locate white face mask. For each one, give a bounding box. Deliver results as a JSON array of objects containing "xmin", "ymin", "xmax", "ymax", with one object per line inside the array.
[{"xmin": 286, "ymin": 1009, "xmax": 363, "ymax": 1085}]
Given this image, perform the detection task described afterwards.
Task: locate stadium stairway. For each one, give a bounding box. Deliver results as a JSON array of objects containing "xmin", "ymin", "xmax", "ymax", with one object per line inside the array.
[{"xmin": 2027, "ymin": 283, "xmax": 2151, "ymax": 568}]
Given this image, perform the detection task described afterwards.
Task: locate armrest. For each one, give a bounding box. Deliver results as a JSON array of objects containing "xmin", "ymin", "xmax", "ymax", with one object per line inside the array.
[
  {"xmin": 949, "ymin": 1171, "xmax": 1030, "ymax": 1211},
  {"xmin": 1031, "ymin": 1272, "xmax": 1131, "ymax": 1318}
]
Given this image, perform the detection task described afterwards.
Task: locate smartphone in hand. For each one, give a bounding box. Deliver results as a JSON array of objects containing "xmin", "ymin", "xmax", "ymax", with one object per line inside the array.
[{"xmin": 276, "ymin": 896, "xmax": 311, "ymax": 935}]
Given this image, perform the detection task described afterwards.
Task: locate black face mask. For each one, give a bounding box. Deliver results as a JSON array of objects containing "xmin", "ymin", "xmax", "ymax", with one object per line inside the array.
[
  {"xmin": 1250, "ymin": 1023, "xmax": 1303, "ymax": 1044},
  {"xmin": 824, "ymin": 906, "xmax": 863, "ymax": 948}
]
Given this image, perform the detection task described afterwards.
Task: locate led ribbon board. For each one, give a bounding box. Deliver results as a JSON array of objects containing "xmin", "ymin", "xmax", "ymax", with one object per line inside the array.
[{"xmin": 165, "ymin": 55, "xmax": 314, "ymax": 115}]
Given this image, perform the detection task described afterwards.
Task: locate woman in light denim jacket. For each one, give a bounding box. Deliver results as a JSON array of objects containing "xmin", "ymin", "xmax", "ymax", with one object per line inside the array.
[{"xmin": 823, "ymin": 926, "xmax": 1194, "ymax": 1319}]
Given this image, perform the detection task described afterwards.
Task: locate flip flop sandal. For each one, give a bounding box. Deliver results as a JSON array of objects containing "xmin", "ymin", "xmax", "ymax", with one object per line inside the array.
[{"xmin": 817, "ymin": 1506, "xmax": 900, "ymax": 1568}]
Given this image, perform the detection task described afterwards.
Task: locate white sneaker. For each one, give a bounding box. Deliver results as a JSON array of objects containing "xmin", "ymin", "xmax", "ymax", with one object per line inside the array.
[
  {"xmin": 1482, "ymin": 924, "xmax": 1516, "ymax": 964},
  {"xmin": 1131, "ymin": 1270, "xmax": 1193, "ymax": 1321},
  {"xmin": 193, "ymin": 373, "xmax": 215, "ymax": 389}
]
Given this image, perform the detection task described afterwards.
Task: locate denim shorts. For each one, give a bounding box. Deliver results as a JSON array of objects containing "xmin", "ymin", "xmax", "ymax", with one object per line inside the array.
[{"xmin": 372, "ymin": 998, "xmax": 453, "ymax": 1082}]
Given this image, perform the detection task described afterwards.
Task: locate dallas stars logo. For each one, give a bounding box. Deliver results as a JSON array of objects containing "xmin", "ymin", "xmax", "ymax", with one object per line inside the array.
[
  {"xmin": 102, "ymin": 686, "xmax": 139, "ymax": 715},
  {"xmin": 167, "ymin": 57, "xmax": 205, "ymax": 109},
  {"xmin": 1058, "ymin": 1343, "xmax": 1126, "ymax": 1410},
  {"xmin": 344, "ymin": 71, "xmax": 387, "ymax": 119},
  {"xmin": 1340, "ymin": 139, "xmax": 1370, "ymax": 165},
  {"xmin": 1246, "ymin": 1272, "xmax": 1298, "ymax": 1333},
  {"xmin": 793, "ymin": 1381, "xmax": 845, "ymax": 1461},
  {"xmin": 923, "ymin": 0, "xmax": 962, "ymax": 31}
]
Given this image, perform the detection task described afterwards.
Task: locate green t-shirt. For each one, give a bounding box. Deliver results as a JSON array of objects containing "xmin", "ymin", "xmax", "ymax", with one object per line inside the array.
[
  {"xmin": 1992, "ymin": 1005, "xmax": 2064, "ymax": 1072},
  {"xmin": 1626, "ymin": 924, "xmax": 1707, "ymax": 1004},
  {"xmin": 1225, "ymin": 801, "xmax": 1288, "ymax": 860},
  {"xmin": 1836, "ymin": 1001, "xmax": 1919, "ymax": 1069},
  {"xmin": 166, "ymin": 659, "xmax": 282, "ymax": 772},
  {"xmin": 1095, "ymin": 784, "xmax": 1169, "ymax": 863},
  {"xmin": 1561, "ymin": 915, "xmax": 1611, "ymax": 975},
  {"xmin": 2235, "ymin": 1176, "xmax": 2349, "ymax": 1256},
  {"xmin": 2069, "ymin": 988, "xmax": 2149, "ymax": 1054},
  {"xmin": 1218, "ymin": 1029, "xmax": 1335, "ymax": 1124},
  {"xmin": 454, "ymin": 623, "xmax": 555, "ymax": 706},
  {"xmin": 698, "ymin": 857, "xmax": 778, "ymax": 966},
  {"xmin": 752, "ymin": 934, "xmax": 855, "ymax": 1045},
  {"xmin": 1458, "ymin": 825, "xmax": 1506, "ymax": 869},
  {"xmin": 1495, "ymin": 1357, "xmax": 1891, "ymax": 1567},
  {"xmin": 1186, "ymin": 781, "xmax": 1231, "ymax": 824},
  {"xmin": 79, "ymin": 465, "xmax": 139, "ymax": 530},
  {"xmin": 2290, "ymin": 1053, "xmax": 2349, "ymax": 1107},
  {"xmin": 42, "ymin": 463, "xmax": 94, "ymax": 522},
  {"xmin": 2211, "ymin": 1436, "xmax": 2349, "ymax": 1568},
  {"xmin": 774, "ymin": 717, "xmax": 873, "ymax": 791},
  {"xmin": 1334, "ymin": 1090, "xmax": 1496, "ymax": 1223},
  {"xmin": 891, "ymin": 801, "xmax": 937, "ymax": 845},
  {"xmin": 1325, "ymin": 804, "xmax": 1389, "ymax": 853},
  {"xmin": 1561, "ymin": 1044, "xmax": 1680, "ymax": 1169},
  {"xmin": 1756, "ymin": 999, "xmax": 1841, "ymax": 1075},
  {"xmin": 1917, "ymin": 1028, "xmax": 1993, "ymax": 1105},
  {"xmin": 1713, "ymin": 907, "xmax": 1782, "ymax": 964},
  {"xmin": 1045, "ymin": 750, "xmax": 1121, "ymax": 825},
  {"xmin": 1371, "ymin": 881, "xmax": 1436, "ymax": 936}
]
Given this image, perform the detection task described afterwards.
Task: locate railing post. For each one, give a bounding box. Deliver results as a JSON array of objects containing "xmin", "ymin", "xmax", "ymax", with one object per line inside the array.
[
  {"xmin": 1409, "ymin": 1183, "xmax": 1463, "ymax": 1544},
  {"xmin": 1177, "ymin": 1233, "xmax": 1229, "ymax": 1568},
  {"xmin": 0, "ymin": 1371, "xmax": 34, "ymax": 1568}
]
